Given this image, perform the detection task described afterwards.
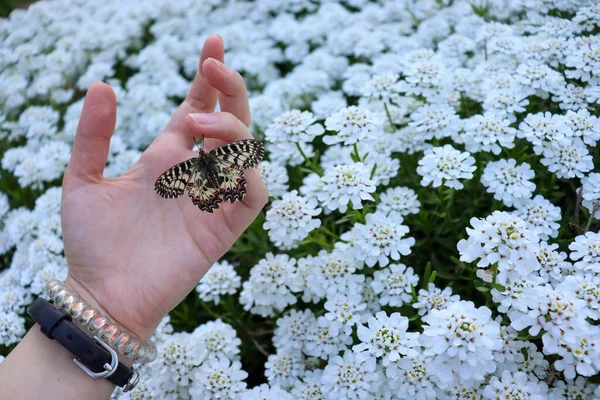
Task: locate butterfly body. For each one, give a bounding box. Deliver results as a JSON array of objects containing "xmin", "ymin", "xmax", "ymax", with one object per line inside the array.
[{"xmin": 154, "ymin": 139, "xmax": 264, "ymax": 213}]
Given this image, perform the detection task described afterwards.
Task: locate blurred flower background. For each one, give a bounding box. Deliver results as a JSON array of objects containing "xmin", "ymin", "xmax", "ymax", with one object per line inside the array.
[{"xmin": 1, "ymin": 0, "xmax": 600, "ymax": 399}]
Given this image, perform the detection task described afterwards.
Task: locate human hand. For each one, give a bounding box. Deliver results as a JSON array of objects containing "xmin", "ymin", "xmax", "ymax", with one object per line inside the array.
[{"xmin": 60, "ymin": 35, "xmax": 268, "ymax": 342}]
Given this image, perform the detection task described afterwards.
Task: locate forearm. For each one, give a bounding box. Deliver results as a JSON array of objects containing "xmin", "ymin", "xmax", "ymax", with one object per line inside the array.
[{"xmin": 0, "ymin": 326, "xmax": 115, "ymax": 400}]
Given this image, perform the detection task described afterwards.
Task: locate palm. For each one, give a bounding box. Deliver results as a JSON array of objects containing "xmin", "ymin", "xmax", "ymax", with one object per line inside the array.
[{"xmin": 61, "ymin": 36, "xmax": 266, "ymax": 341}]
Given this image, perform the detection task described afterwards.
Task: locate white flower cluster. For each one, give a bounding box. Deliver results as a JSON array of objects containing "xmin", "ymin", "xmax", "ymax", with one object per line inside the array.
[
  {"xmin": 263, "ymin": 190, "xmax": 321, "ymax": 249},
  {"xmin": 195, "ymin": 261, "xmax": 241, "ymax": 305},
  {"xmin": 2, "ymin": 0, "xmax": 600, "ymax": 398}
]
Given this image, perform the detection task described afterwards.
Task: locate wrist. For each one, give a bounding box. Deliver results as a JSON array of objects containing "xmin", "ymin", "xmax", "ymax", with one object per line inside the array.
[
  {"xmin": 0, "ymin": 326, "xmax": 116, "ymax": 400},
  {"xmin": 57, "ymin": 276, "xmax": 157, "ymax": 363},
  {"xmin": 64, "ymin": 275, "xmax": 155, "ymax": 343}
]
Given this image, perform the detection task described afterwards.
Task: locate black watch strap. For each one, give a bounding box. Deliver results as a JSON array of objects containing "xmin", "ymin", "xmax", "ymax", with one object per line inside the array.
[{"xmin": 27, "ymin": 297, "xmax": 138, "ymax": 391}]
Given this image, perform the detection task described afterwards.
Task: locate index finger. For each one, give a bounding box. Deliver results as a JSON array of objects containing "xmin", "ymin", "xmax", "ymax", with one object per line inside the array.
[{"xmin": 202, "ymin": 58, "xmax": 251, "ymax": 127}]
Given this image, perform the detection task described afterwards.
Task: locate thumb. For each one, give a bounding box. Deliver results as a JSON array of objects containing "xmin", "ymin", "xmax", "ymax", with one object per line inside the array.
[{"xmin": 64, "ymin": 81, "xmax": 117, "ymax": 185}]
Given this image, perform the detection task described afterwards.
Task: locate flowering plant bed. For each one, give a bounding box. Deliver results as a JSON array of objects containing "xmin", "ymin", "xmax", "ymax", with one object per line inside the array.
[{"xmin": 1, "ymin": 0, "xmax": 600, "ymax": 399}]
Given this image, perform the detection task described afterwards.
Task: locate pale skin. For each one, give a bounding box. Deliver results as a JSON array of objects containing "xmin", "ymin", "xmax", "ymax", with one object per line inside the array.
[{"xmin": 0, "ymin": 35, "xmax": 268, "ymax": 399}]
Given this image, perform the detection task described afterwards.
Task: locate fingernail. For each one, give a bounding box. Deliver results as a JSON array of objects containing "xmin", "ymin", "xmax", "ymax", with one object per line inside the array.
[
  {"xmin": 210, "ymin": 58, "xmax": 229, "ymax": 73},
  {"xmin": 190, "ymin": 113, "xmax": 218, "ymax": 125}
]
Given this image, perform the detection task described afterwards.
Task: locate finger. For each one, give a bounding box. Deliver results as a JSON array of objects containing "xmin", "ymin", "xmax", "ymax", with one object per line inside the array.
[
  {"xmin": 185, "ymin": 112, "xmax": 253, "ymax": 148},
  {"xmin": 163, "ymin": 35, "xmax": 224, "ymax": 145},
  {"xmin": 222, "ymin": 167, "xmax": 269, "ymax": 236},
  {"xmin": 202, "ymin": 58, "xmax": 251, "ymax": 127},
  {"xmin": 64, "ymin": 82, "xmax": 116, "ymax": 185},
  {"xmin": 241, "ymin": 169, "xmax": 269, "ymax": 210}
]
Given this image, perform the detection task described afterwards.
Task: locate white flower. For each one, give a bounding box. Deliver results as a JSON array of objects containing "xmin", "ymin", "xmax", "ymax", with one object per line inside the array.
[
  {"xmin": 392, "ymin": 126, "xmax": 432, "ymax": 155},
  {"xmin": 305, "ymin": 249, "xmax": 364, "ymax": 300},
  {"xmin": 483, "ymin": 89, "xmax": 530, "ymax": 122},
  {"xmin": 0, "ymin": 192, "xmax": 9, "ymax": 221},
  {"xmin": 565, "ymin": 36, "xmax": 600, "ymax": 84},
  {"xmin": 481, "ymin": 159, "xmax": 536, "ymax": 208},
  {"xmin": 303, "ymin": 316, "xmax": 353, "ymax": 360},
  {"xmin": 408, "ymin": 103, "xmax": 461, "ymax": 141},
  {"xmin": 29, "ymin": 261, "xmax": 67, "ymax": 296},
  {"xmin": 291, "ymin": 370, "xmax": 325, "ymax": 400},
  {"xmin": 323, "ymin": 106, "xmax": 383, "ymax": 145},
  {"xmin": 515, "ymin": 62, "xmax": 565, "ymax": 96},
  {"xmin": 194, "ymin": 320, "xmax": 241, "ymax": 362},
  {"xmin": 417, "ymin": 144, "xmax": 476, "ymax": 190},
  {"xmin": 553, "ymin": 83, "xmax": 588, "ymax": 111},
  {"xmin": 513, "ymin": 195, "xmax": 561, "ymax": 240},
  {"xmin": 564, "ymin": 109, "xmax": 600, "ymax": 147},
  {"xmin": 267, "ymin": 139, "xmax": 315, "ymax": 167},
  {"xmin": 371, "ymin": 264, "xmax": 419, "ymax": 307},
  {"xmin": 264, "ymin": 190, "xmax": 322, "ymax": 249},
  {"xmin": 558, "ymin": 274, "xmax": 600, "ymax": 320},
  {"xmin": 483, "ymin": 371, "xmax": 548, "ymax": 400},
  {"xmin": 311, "ymin": 91, "xmax": 348, "ymax": 120},
  {"xmin": 359, "ymin": 277, "xmax": 381, "ymax": 318},
  {"xmin": 196, "ymin": 261, "xmax": 241, "ymax": 305},
  {"xmin": 397, "ymin": 58, "xmax": 449, "ymax": 99},
  {"xmin": 377, "ymin": 186, "xmax": 421, "ymax": 217},
  {"xmin": 189, "ymin": 357, "xmax": 247, "ymax": 399},
  {"xmin": 581, "ymin": 172, "xmax": 600, "ymax": 218},
  {"xmin": 507, "ymin": 285, "xmax": 590, "ymax": 348},
  {"xmin": 491, "ymin": 275, "xmax": 546, "ymax": 314},
  {"xmin": 258, "ymin": 161, "xmax": 289, "ymax": 199},
  {"xmin": 569, "ymin": 231, "xmax": 600, "ymax": 273},
  {"xmin": 459, "ymin": 112, "xmax": 516, "ymax": 155},
  {"xmin": 353, "ymin": 311, "xmax": 420, "ymax": 367},
  {"xmin": 149, "ymin": 332, "xmax": 205, "ymax": 395},
  {"xmin": 236, "ymin": 384, "xmax": 293, "ymax": 400},
  {"xmin": 321, "ymin": 351, "xmax": 379, "ymax": 400},
  {"xmin": 360, "ymin": 73, "xmax": 401, "ymax": 104},
  {"xmin": 457, "ymin": 211, "xmax": 540, "ymax": 286},
  {"xmin": 324, "ymin": 293, "xmax": 366, "ymax": 334},
  {"xmin": 318, "ymin": 163, "xmax": 376, "ymax": 213},
  {"xmin": 549, "ymin": 377, "xmax": 598, "ymax": 400},
  {"xmin": 517, "ymin": 112, "xmax": 571, "ymax": 156},
  {"xmin": 385, "ymin": 350, "xmax": 438, "ymax": 399},
  {"xmin": 420, "ymin": 301, "xmax": 502, "ymax": 386},
  {"xmin": 264, "ymin": 351, "xmax": 305, "ymax": 389},
  {"xmin": 273, "ymin": 309, "xmax": 316, "ymax": 353},
  {"xmin": 413, "ymin": 283, "xmax": 460, "ymax": 316},
  {"xmin": 299, "ymin": 172, "xmax": 326, "ymax": 204},
  {"xmin": 536, "ymin": 241, "xmax": 573, "ymax": 284},
  {"xmin": 239, "ymin": 253, "xmax": 303, "ymax": 317},
  {"xmin": 340, "ymin": 212, "xmax": 415, "ymax": 268},
  {"xmin": 265, "ymin": 110, "xmax": 325, "ymax": 143},
  {"xmin": 249, "ymin": 95, "xmax": 286, "ymax": 132},
  {"xmin": 0, "ymin": 310, "xmax": 26, "ymax": 346},
  {"xmin": 364, "ymin": 152, "xmax": 400, "ymax": 186},
  {"xmin": 540, "ymin": 138, "xmax": 594, "ymax": 179}
]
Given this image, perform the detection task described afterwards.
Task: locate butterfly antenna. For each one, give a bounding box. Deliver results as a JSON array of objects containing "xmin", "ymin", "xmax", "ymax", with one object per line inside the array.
[{"xmin": 192, "ymin": 137, "xmax": 202, "ymax": 150}]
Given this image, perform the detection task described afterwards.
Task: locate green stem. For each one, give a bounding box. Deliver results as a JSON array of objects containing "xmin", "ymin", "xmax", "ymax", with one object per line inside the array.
[
  {"xmin": 296, "ymin": 142, "xmax": 322, "ymax": 176},
  {"xmin": 383, "ymin": 102, "xmax": 395, "ymax": 129},
  {"xmin": 352, "ymin": 143, "xmax": 361, "ymax": 162},
  {"xmin": 584, "ymin": 201, "xmax": 600, "ymax": 233},
  {"xmin": 320, "ymin": 226, "xmax": 340, "ymax": 240},
  {"xmin": 198, "ymin": 301, "xmax": 233, "ymax": 325},
  {"xmin": 296, "ymin": 141, "xmax": 311, "ymax": 165}
]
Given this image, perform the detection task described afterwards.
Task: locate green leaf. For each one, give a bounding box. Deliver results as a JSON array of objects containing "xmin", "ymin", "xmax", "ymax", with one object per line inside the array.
[{"xmin": 422, "ymin": 261, "xmax": 432, "ymax": 287}]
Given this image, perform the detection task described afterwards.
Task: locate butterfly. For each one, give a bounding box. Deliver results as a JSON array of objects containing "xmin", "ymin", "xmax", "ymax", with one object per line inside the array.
[{"xmin": 154, "ymin": 138, "xmax": 264, "ymax": 213}]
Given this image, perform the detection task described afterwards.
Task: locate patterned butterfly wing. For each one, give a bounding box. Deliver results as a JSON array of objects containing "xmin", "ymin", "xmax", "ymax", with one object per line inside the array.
[
  {"xmin": 156, "ymin": 139, "xmax": 263, "ymax": 212},
  {"xmin": 209, "ymin": 139, "xmax": 264, "ymax": 169},
  {"xmin": 154, "ymin": 158, "xmax": 196, "ymax": 198},
  {"xmin": 186, "ymin": 168, "xmax": 222, "ymax": 213},
  {"xmin": 213, "ymin": 157, "xmax": 248, "ymax": 203}
]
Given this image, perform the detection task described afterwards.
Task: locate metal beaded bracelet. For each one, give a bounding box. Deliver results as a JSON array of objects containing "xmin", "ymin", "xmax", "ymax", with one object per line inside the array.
[{"xmin": 44, "ymin": 279, "xmax": 157, "ymax": 364}]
